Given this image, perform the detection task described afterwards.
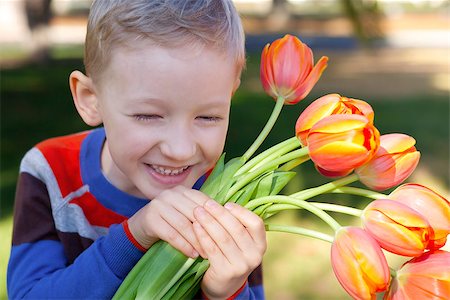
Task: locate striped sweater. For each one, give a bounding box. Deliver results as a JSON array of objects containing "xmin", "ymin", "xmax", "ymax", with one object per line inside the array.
[{"xmin": 7, "ymin": 128, "xmax": 263, "ymax": 299}]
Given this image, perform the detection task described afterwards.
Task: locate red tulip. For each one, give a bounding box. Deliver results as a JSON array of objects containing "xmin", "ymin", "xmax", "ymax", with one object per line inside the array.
[
  {"xmin": 356, "ymin": 134, "xmax": 420, "ymax": 191},
  {"xmin": 331, "ymin": 227, "xmax": 390, "ymax": 300},
  {"xmin": 385, "ymin": 250, "xmax": 450, "ymax": 300},
  {"xmin": 389, "ymin": 183, "xmax": 450, "ymax": 251},
  {"xmin": 295, "ymin": 93, "xmax": 374, "ymax": 146},
  {"xmin": 362, "ymin": 199, "xmax": 432, "ymax": 256},
  {"xmin": 260, "ymin": 34, "xmax": 328, "ymax": 104},
  {"xmin": 307, "ymin": 114, "xmax": 380, "ymax": 176}
]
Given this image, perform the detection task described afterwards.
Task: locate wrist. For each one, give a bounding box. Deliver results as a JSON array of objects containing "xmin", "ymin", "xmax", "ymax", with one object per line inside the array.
[
  {"xmin": 201, "ymin": 280, "xmax": 247, "ymax": 300},
  {"xmin": 123, "ymin": 220, "xmax": 152, "ymax": 251}
]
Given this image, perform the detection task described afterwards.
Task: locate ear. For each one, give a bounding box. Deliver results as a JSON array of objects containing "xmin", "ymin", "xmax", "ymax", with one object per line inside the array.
[
  {"xmin": 232, "ymin": 78, "xmax": 241, "ymax": 96},
  {"xmin": 69, "ymin": 70, "xmax": 102, "ymax": 126}
]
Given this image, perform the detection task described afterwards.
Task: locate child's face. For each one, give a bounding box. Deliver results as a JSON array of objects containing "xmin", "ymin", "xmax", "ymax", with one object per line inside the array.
[{"xmin": 94, "ymin": 43, "xmax": 240, "ymax": 199}]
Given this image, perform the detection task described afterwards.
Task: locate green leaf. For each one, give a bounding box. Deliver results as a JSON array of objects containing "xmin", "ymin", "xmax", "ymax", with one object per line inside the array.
[
  {"xmin": 113, "ymin": 240, "xmax": 165, "ymax": 300},
  {"xmin": 214, "ymin": 157, "xmax": 245, "ymax": 204},
  {"xmin": 253, "ymin": 172, "xmax": 274, "ymax": 199},
  {"xmin": 269, "ymin": 171, "xmax": 296, "ymax": 195},
  {"xmin": 161, "ymin": 260, "xmax": 209, "ymax": 300},
  {"xmin": 232, "ymin": 180, "xmax": 259, "ymax": 206},
  {"xmin": 135, "ymin": 242, "xmax": 189, "ymax": 300},
  {"xmin": 200, "ymin": 153, "xmax": 226, "ymax": 197}
]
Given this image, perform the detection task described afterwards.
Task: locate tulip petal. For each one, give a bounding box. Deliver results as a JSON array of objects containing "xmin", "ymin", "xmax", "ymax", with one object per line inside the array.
[
  {"xmin": 389, "ymin": 184, "xmax": 450, "ymax": 249},
  {"xmin": 287, "ymin": 55, "xmax": 328, "ymax": 104},
  {"xmin": 311, "ymin": 114, "xmax": 369, "ymax": 133},
  {"xmin": 362, "ymin": 199, "xmax": 431, "ymax": 256},
  {"xmin": 386, "ymin": 251, "xmax": 450, "ymax": 300},
  {"xmin": 331, "ymin": 227, "xmax": 390, "ymax": 300},
  {"xmin": 310, "ymin": 141, "xmax": 372, "ymax": 171},
  {"xmin": 259, "ymin": 34, "xmax": 327, "ymax": 104}
]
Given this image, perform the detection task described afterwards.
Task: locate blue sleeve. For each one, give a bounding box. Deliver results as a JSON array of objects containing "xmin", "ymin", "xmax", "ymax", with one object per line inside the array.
[
  {"xmin": 7, "ymin": 224, "xmax": 144, "ymax": 299},
  {"xmin": 233, "ymin": 283, "xmax": 265, "ymax": 300}
]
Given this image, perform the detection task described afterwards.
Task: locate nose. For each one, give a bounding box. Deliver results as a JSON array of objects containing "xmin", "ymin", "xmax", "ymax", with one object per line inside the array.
[{"xmin": 159, "ymin": 124, "xmax": 197, "ymax": 162}]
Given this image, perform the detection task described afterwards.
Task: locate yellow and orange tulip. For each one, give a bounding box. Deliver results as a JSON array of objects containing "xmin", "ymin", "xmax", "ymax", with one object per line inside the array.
[
  {"xmin": 356, "ymin": 134, "xmax": 420, "ymax": 191},
  {"xmin": 260, "ymin": 34, "xmax": 328, "ymax": 104},
  {"xmin": 389, "ymin": 183, "xmax": 450, "ymax": 250},
  {"xmin": 307, "ymin": 114, "xmax": 380, "ymax": 176},
  {"xmin": 295, "ymin": 93, "xmax": 374, "ymax": 146},
  {"xmin": 362, "ymin": 199, "xmax": 432, "ymax": 256},
  {"xmin": 385, "ymin": 250, "xmax": 450, "ymax": 300},
  {"xmin": 331, "ymin": 227, "xmax": 390, "ymax": 300}
]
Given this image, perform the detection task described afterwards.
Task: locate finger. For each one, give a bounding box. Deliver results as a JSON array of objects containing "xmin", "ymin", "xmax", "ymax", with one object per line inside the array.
[
  {"xmin": 182, "ymin": 188, "xmax": 210, "ymax": 207},
  {"xmin": 202, "ymin": 200, "xmax": 255, "ymax": 253},
  {"xmin": 192, "ymin": 221, "xmax": 214, "ymax": 259},
  {"xmin": 155, "ymin": 218, "xmax": 199, "ymax": 258},
  {"xmin": 192, "ymin": 218, "xmax": 232, "ymax": 264},
  {"xmin": 158, "ymin": 204, "xmax": 202, "ymax": 256},
  {"xmin": 160, "ymin": 186, "xmax": 200, "ymax": 222},
  {"xmin": 193, "ymin": 205, "xmax": 241, "ymax": 264},
  {"xmin": 223, "ymin": 202, "xmax": 267, "ymax": 253}
]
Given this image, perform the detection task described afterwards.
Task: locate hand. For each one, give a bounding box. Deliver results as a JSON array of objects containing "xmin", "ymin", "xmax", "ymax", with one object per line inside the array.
[
  {"xmin": 127, "ymin": 186, "xmax": 208, "ymax": 258},
  {"xmin": 193, "ymin": 200, "xmax": 267, "ymax": 300}
]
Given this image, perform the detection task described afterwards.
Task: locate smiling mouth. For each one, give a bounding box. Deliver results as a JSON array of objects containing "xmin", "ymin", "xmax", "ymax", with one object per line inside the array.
[{"xmin": 148, "ymin": 164, "xmax": 190, "ymax": 176}]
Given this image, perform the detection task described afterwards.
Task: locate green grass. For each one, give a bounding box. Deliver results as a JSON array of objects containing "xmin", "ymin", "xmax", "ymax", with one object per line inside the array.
[{"xmin": 1, "ymin": 49, "xmax": 448, "ymax": 299}]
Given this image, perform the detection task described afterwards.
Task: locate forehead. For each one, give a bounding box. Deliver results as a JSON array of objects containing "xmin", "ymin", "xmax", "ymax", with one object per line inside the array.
[
  {"xmin": 98, "ymin": 40, "xmax": 241, "ymax": 84},
  {"xmin": 95, "ymin": 42, "xmax": 240, "ymax": 105}
]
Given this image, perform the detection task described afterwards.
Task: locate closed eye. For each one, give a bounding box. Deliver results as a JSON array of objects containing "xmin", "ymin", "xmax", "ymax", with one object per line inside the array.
[
  {"xmin": 134, "ymin": 114, "xmax": 162, "ymax": 122},
  {"xmin": 196, "ymin": 116, "xmax": 222, "ymax": 122}
]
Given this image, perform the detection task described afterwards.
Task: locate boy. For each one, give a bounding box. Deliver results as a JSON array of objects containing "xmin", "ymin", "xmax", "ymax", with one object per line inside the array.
[{"xmin": 7, "ymin": 0, "xmax": 266, "ymax": 299}]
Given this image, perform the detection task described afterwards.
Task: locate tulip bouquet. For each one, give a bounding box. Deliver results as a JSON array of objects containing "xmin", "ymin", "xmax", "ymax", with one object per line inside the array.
[{"xmin": 114, "ymin": 34, "xmax": 450, "ymax": 299}]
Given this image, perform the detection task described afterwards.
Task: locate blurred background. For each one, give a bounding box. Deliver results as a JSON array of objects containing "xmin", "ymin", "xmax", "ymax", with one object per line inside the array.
[{"xmin": 0, "ymin": 0, "xmax": 449, "ymax": 299}]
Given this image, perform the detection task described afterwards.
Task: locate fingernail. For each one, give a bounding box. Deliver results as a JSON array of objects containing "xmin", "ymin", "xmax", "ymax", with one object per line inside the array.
[
  {"xmin": 192, "ymin": 250, "xmax": 199, "ymax": 258},
  {"xmin": 195, "ymin": 206, "xmax": 207, "ymax": 217},
  {"xmin": 205, "ymin": 200, "xmax": 220, "ymax": 210},
  {"xmin": 224, "ymin": 202, "xmax": 234, "ymax": 210}
]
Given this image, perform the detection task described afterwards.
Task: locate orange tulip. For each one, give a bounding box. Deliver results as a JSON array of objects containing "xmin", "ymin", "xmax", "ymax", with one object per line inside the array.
[
  {"xmin": 389, "ymin": 183, "xmax": 450, "ymax": 250},
  {"xmin": 331, "ymin": 227, "xmax": 390, "ymax": 300},
  {"xmin": 355, "ymin": 134, "xmax": 420, "ymax": 191},
  {"xmin": 295, "ymin": 93, "xmax": 374, "ymax": 146},
  {"xmin": 307, "ymin": 114, "xmax": 380, "ymax": 176},
  {"xmin": 362, "ymin": 199, "xmax": 432, "ymax": 256},
  {"xmin": 260, "ymin": 34, "xmax": 328, "ymax": 104},
  {"xmin": 385, "ymin": 250, "xmax": 450, "ymax": 300}
]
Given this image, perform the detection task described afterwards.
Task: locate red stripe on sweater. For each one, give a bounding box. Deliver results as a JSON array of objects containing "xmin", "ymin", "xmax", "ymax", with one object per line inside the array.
[
  {"xmin": 36, "ymin": 132, "xmax": 89, "ymax": 198},
  {"xmin": 70, "ymin": 191, "xmax": 126, "ymax": 227}
]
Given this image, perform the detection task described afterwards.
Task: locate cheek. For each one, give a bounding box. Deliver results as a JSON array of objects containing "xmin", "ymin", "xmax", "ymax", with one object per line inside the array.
[
  {"xmin": 108, "ymin": 128, "xmax": 153, "ymax": 162},
  {"xmin": 200, "ymin": 127, "xmax": 228, "ymax": 164}
]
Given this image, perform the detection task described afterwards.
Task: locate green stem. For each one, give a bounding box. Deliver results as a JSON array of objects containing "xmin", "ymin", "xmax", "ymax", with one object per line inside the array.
[
  {"xmin": 246, "ymin": 195, "xmax": 341, "ymax": 232},
  {"xmin": 330, "ymin": 187, "xmax": 387, "ymax": 199},
  {"xmin": 278, "ymin": 155, "xmax": 310, "ymax": 171},
  {"xmin": 242, "ymin": 95, "xmax": 285, "ymax": 162},
  {"xmin": 390, "ymin": 267, "xmax": 397, "ymax": 278},
  {"xmin": 311, "ymin": 202, "xmax": 362, "ymax": 217},
  {"xmin": 266, "ymin": 224, "xmax": 334, "ymax": 243},
  {"xmin": 265, "ymin": 202, "xmax": 362, "ymax": 217},
  {"xmin": 290, "ymin": 174, "xmax": 359, "ymax": 199},
  {"xmin": 235, "ymin": 136, "xmax": 300, "ymax": 177},
  {"xmin": 227, "ymin": 148, "xmax": 309, "ymax": 200},
  {"xmin": 154, "ymin": 258, "xmax": 197, "ymax": 299}
]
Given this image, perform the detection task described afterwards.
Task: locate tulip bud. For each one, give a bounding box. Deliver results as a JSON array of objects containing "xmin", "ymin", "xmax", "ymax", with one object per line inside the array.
[
  {"xmin": 362, "ymin": 199, "xmax": 432, "ymax": 256},
  {"xmin": 295, "ymin": 93, "xmax": 374, "ymax": 146},
  {"xmin": 260, "ymin": 34, "xmax": 328, "ymax": 104},
  {"xmin": 385, "ymin": 250, "xmax": 450, "ymax": 300},
  {"xmin": 331, "ymin": 227, "xmax": 390, "ymax": 300},
  {"xmin": 307, "ymin": 114, "xmax": 380, "ymax": 176},
  {"xmin": 355, "ymin": 134, "xmax": 420, "ymax": 191},
  {"xmin": 389, "ymin": 183, "xmax": 450, "ymax": 250}
]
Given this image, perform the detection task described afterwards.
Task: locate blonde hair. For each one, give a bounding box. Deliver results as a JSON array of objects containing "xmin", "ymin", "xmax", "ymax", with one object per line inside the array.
[{"xmin": 84, "ymin": 0, "xmax": 246, "ymax": 82}]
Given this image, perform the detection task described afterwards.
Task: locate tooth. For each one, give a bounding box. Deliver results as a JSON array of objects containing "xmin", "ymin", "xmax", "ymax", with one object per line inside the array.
[{"xmin": 151, "ymin": 165, "xmax": 187, "ymax": 176}]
